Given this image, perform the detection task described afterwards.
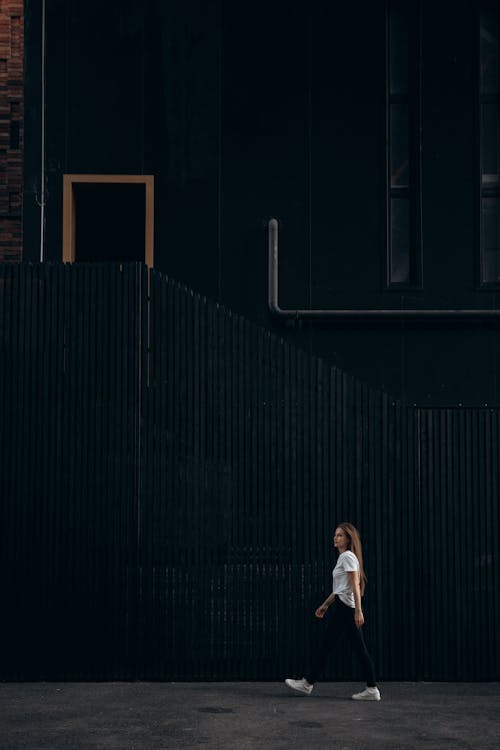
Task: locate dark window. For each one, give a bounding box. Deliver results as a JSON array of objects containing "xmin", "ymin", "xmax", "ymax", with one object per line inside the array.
[
  {"xmin": 73, "ymin": 183, "xmax": 146, "ymax": 263},
  {"xmin": 480, "ymin": 9, "xmax": 500, "ymax": 284},
  {"xmin": 390, "ymin": 198, "xmax": 410, "ymax": 283},
  {"xmin": 482, "ymin": 197, "xmax": 500, "ymax": 282},
  {"xmin": 386, "ymin": 1, "xmax": 422, "ymax": 288}
]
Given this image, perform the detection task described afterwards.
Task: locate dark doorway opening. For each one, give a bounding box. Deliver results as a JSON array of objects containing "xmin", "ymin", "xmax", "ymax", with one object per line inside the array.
[{"xmin": 74, "ymin": 183, "xmax": 146, "ymax": 262}]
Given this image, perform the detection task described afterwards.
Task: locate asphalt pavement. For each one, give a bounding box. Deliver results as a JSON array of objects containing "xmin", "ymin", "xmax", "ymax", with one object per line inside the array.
[{"xmin": 1, "ymin": 681, "xmax": 499, "ymax": 749}]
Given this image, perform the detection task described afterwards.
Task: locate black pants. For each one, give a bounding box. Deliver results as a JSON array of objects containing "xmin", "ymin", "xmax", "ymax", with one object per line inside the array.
[{"xmin": 306, "ymin": 597, "xmax": 377, "ymax": 687}]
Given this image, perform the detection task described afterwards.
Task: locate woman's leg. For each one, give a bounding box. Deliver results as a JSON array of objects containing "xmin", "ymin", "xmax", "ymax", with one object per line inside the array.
[
  {"xmin": 305, "ymin": 600, "xmax": 350, "ymax": 684},
  {"xmin": 346, "ymin": 618, "xmax": 377, "ymax": 687}
]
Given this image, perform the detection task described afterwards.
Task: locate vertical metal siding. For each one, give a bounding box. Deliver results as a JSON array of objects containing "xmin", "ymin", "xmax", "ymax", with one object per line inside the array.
[
  {"xmin": 418, "ymin": 408, "xmax": 500, "ymax": 680},
  {"xmin": 0, "ymin": 263, "xmax": 141, "ymax": 680},
  {"xmin": 1, "ymin": 263, "xmax": 499, "ymax": 680}
]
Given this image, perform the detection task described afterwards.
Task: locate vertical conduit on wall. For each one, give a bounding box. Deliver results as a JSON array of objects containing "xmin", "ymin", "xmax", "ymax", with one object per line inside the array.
[{"xmin": 39, "ymin": 0, "xmax": 46, "ymax": 262}]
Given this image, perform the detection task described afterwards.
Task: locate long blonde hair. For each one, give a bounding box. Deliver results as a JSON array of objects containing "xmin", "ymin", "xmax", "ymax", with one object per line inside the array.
[{"xmin": 339, "ymin": 522, "xmax": 367, "ymax": 596}]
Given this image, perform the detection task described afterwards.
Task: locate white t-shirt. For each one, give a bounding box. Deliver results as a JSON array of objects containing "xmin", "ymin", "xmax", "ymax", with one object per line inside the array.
[{"xmin": 332, "ymin": 550, "xmax": 360, "ymax": 608}]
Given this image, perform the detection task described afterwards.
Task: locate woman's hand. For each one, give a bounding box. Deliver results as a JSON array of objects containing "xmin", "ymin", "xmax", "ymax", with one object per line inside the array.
[
  {"xmin": 348, "ymin": 571, "xmax": 364, "ymax": 627},
  {"xmin": 354, "ymin": 609, "xmax": 364, "ymax": 628},
  {"xmin": 315, "ymin": 604, "xmax": 328, "ymax": 619}
]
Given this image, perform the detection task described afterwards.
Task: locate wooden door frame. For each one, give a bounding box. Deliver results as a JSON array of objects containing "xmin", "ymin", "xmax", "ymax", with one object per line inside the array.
[{"xmin": 62, "ymin": 174, "xmax": 155, "ymax": 267}]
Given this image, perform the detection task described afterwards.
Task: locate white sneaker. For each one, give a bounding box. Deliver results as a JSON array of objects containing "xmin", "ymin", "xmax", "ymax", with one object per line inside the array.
[
  {"xmin": 285, "ymin": 677, "xmax": 313, "ymax": 695},
  {"xmin": 352, "ymin": 686, "xmax": 381, "ymax": 701}
]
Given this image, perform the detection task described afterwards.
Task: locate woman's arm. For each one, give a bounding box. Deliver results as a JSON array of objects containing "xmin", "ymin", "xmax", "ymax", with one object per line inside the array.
[
  {"xmin": 348, "ymin": 571, "xmax": 364, "ymax": 627},
  {"xmin": 315, "ymin": 592, "xmax": 336, "ymax": 618}
]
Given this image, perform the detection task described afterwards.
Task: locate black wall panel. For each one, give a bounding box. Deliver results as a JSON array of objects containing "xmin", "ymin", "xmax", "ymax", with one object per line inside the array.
[
  {"xmin": 418, "ymin": 408, "xmax": 500, "ymax": 680},
  {"xmin": 22, "ymin": 0, "xmax": 500, "ymax": 407},
  {"xmin": 0, "ymin": 263, "xmax": 142, "ymax": 679},
  {"xmin": 1, "ymin": 263, "xmax": 499, "ymax": 680}
]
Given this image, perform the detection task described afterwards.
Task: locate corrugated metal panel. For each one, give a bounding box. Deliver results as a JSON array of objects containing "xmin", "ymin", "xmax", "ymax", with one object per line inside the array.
[
  {"xmin": 0, "ymin": 263, "xmax": 141, "ymax": 680},
  {"xmin": 137, "ymin": 269, "xmax": 419, "ymax": 681},
  {"xmin": 1, "ymin": 263, "xmax": 499, "ymax": 680},
  {"xmin": 418, "ymin": 408, "xmax": 500, "ymax": 680}
]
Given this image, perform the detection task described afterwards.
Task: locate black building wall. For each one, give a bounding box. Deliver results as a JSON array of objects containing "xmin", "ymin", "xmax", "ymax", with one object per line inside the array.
[
  {"xmin": 23, "ymin": 0, "xmax": 500, "ymax": 406},
  {"xmin": 2, "ymin": 263, "xmax": 499, "ymax": 681}
]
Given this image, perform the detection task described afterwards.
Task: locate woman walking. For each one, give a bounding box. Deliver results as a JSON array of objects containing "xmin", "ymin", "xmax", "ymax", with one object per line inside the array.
[{"xmin": 285, "ymin": 522, "xmax": 381, "ymax": 700}]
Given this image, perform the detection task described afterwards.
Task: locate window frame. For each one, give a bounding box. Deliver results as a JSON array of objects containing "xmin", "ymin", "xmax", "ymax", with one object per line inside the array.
[
  {"xmin": 62, "ymin": 174, "xmax": 155, "ymax": 268},
  {"xmin": 384, "ymin": 0, "xmax": 423, "ymax": 291},
  {"xmin": 477, "ymin": 4, "xmax": 500, "ymax": 288}
]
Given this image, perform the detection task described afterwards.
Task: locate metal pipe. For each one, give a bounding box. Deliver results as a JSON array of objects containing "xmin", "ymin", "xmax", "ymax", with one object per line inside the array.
[{"xmin": 267, "ymin": 218, "xmax": 500, "ymax": 320}]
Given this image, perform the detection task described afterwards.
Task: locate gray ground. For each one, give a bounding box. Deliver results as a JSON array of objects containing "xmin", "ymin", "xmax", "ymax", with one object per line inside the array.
[{"xmin": 1, "ymin": 681, "xmax": 499, "ymax": 750}]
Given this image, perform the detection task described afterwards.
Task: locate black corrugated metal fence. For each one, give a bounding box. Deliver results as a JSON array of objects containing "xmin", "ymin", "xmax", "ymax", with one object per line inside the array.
[{"xmin": 0, "ymin": 263, "xmax": 498, "ymax": 680}]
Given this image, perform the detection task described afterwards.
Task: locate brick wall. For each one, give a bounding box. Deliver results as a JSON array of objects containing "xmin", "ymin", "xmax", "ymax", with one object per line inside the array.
[{"xmin": 0, "ymin": 0, "xmax": 23, "ymax": 261}]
